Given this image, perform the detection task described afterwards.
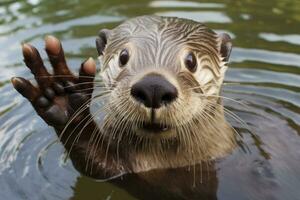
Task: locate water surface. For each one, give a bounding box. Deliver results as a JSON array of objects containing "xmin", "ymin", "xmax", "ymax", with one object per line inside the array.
[{"xmin": 0, "ymin": 0, "xmax": 300, "ymax": 199}]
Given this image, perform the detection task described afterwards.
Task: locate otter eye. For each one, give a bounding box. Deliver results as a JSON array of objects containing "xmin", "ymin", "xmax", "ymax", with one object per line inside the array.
[
  {"xmin": 119, "ymin": 49, "xmax": 129, "ymax": 67},
  {"xmin": 184, "ymin": 52, "xmax": 197, "ymax": 72}
]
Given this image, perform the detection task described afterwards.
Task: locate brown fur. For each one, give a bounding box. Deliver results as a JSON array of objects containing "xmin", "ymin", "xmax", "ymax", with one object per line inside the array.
[{"xmin": 86, "ymin": 15, "xmax": 236, "ymax": 175}]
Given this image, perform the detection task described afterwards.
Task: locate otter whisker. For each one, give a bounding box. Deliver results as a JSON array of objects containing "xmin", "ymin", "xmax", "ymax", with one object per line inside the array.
[
  {"xmin": 58, "ymin": 90, "xmax": 111, "ymax": 141},
  {"xmin": 188, "ymin": 81, "xmax": 242, "ymax": 91},
  {"xmin": 86, "ymin": 96, "xmax": 125, "ymax": 163},
  {"xmin": 195, "ymin": 93, "xmax": 250, "ymax": 110},
  {"xmin": 32, "ymin": 74, "xmax": 104, "ymax": 80},
  {"xmin": 105, "ymin": 96, "xmax": 132, "ymax": 165},
  {"xmin": 115, "ymin": 99, "xmax": 140, "ymax": 164},
  {"xmin": 74, "ymin": 95, "xmax": 126, "ymax": 173},
  {"xmin": 188, "ymin": 112, "xmax": 209, "ymax": 158},
  {"xmin": 69, "ymin": 87, "xmax": 113, "ymax": 94},
  {"xmin": 204, "ymin": 100, "xmax": 249, "ymax": 140},
  {"xmin": 59, "ymin": 99, "xmax": 92, "ymax": 142},
  {"xmin": 70, "ymin": 91, "xmax": 110, "ymax": 98},
  {"xmin": 89, "ymin": 94, "xmax": 132, "ymax": 170},
  {"xmin": 84, "ymin": 125, "xmax": 100, "ymax": 171},
  {"xmin": 60, "ymin": 91, "xmax": 111, "ymax": 146},
  {"xmin": 73, "ymin": 109, "xmax": 107, "ymax": 173},
  {"xmin": 199, "ymin": 101, "xmax": 243, "ymax": 150},
  {"xmin": 64, "ymin": 93, "xmax": 111, "ymax": 151},
  {"xmin": 177, "ymin": 99, "xmax": 200, "ymax": 153},
  {"xmin": 222, "ymin": 106, "xmax": 251, "ymax": 132},
  {"xmin": 62, "ymin": 82, "xmax": 106, "ymax": 89}
]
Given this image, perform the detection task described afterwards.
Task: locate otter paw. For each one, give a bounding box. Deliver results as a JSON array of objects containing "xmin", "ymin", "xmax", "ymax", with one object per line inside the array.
[{"xmin": 12, "ymin": 36, "xmax": 96, "ymax": 129}]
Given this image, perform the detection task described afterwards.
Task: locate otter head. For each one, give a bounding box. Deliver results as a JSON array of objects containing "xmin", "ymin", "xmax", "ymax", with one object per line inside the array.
[{"xmin": 94, "ymin": 16, "xmax": 233, "ymax": 160}]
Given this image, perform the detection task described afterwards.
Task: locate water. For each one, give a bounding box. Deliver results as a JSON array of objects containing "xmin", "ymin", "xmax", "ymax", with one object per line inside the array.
[{"xmin": 0, "ymin": 0, "xmax": 300, "ymax": 199}]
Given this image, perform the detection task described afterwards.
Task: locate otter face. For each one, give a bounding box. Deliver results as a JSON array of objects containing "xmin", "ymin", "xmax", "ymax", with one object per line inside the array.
[{"xmin": 94, "ymin": 16, "xmax": 232, "ymax": 144}]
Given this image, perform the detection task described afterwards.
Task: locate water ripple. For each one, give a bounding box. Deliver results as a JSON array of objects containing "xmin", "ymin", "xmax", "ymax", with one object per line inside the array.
[
  {"xmin": 156, "ymin": 11, "xmax": 232, "ymax": 23},
  {"xmin": 232, "ymin": 47, "xmax": 300, "ymax": 68},
  {"xmin": 149, "ymin": 1, "xmax": 225, "ymax": 8},
  {"xmin": 0, "ymin": 0, "xmax": 300, "ymax": 199},
  {"xmin": 259, "ymin": 33, "xmax": 300, "ymax": 46}
]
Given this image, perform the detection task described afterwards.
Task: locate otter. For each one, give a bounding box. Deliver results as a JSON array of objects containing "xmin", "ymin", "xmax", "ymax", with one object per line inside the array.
[{"xmin": 11, "ymin": 15, "xmax": 234, "ymax": 185}]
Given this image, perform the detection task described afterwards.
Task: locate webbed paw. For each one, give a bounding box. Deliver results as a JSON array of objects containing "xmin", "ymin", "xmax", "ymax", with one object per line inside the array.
[{"xmin": 12, "ymin": 36, "xmax": 96, "ymax": 130}]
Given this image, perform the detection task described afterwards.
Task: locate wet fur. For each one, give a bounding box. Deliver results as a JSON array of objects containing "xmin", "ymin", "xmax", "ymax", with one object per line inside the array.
[{"xmin": 88, "ymin": 15, "xmax": 235, "ymax": 175}]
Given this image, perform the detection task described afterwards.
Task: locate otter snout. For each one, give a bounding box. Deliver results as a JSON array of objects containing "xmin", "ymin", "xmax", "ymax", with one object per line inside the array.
[{"xmin": 130, "ymin": 74, "xmax": 178, "ymax": 109}]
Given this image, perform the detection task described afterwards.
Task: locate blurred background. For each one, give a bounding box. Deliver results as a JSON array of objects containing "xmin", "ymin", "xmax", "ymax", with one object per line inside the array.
[{"xmin": 0, "ymin": 0, "xmax": 300, "ymax": 199}]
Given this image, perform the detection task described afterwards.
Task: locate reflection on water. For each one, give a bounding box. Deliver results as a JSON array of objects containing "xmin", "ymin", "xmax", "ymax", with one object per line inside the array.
[
  {"xmin": 0, "ymin": 0, "xmax": 300, "ymax": 199},
  {"xmin": 157, "ymin": 11, "xmax": 232, "ymax": 23}
]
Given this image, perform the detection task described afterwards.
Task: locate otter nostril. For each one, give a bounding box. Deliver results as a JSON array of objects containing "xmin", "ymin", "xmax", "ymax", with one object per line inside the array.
[
  {"xmin": 135, "ymin": 90, "xmax": 147, "ymax": 103},
  {"xmin": 161, "ymin": 92, "xmax": 177, "ymax": 105},
  {"xmin": 130, "ymin": 84, "xmax": 149, "ymax": 106}
]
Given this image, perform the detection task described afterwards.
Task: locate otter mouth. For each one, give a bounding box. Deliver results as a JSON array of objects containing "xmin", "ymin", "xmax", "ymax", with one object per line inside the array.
[
  {"xmin": 138, "ymin": 122, "xmax": 171, "ymax": 135},
  {"xmin": 142, "ymin": 122, "xmax": 169, "ymax": 132}
]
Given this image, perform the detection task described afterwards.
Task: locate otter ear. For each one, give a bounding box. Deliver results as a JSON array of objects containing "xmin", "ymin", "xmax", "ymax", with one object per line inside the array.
[
  {"xmin": 96, "ymin": 29, "xmax": 110, "ymax": 55},
  {"xmin": 218, "ymin": 33, "xmax": 232, "ymax": 62}
]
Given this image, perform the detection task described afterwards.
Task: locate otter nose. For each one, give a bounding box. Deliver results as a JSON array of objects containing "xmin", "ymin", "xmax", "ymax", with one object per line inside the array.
[{"xmin": 131, "ymin": 74, "xmax": 178, "ymax": 109}]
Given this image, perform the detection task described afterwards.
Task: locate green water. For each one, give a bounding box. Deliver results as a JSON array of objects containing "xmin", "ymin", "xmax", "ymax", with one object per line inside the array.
[{"xmin": 0, "ymin": 0, "xmax": 300, "ymax": 199}]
